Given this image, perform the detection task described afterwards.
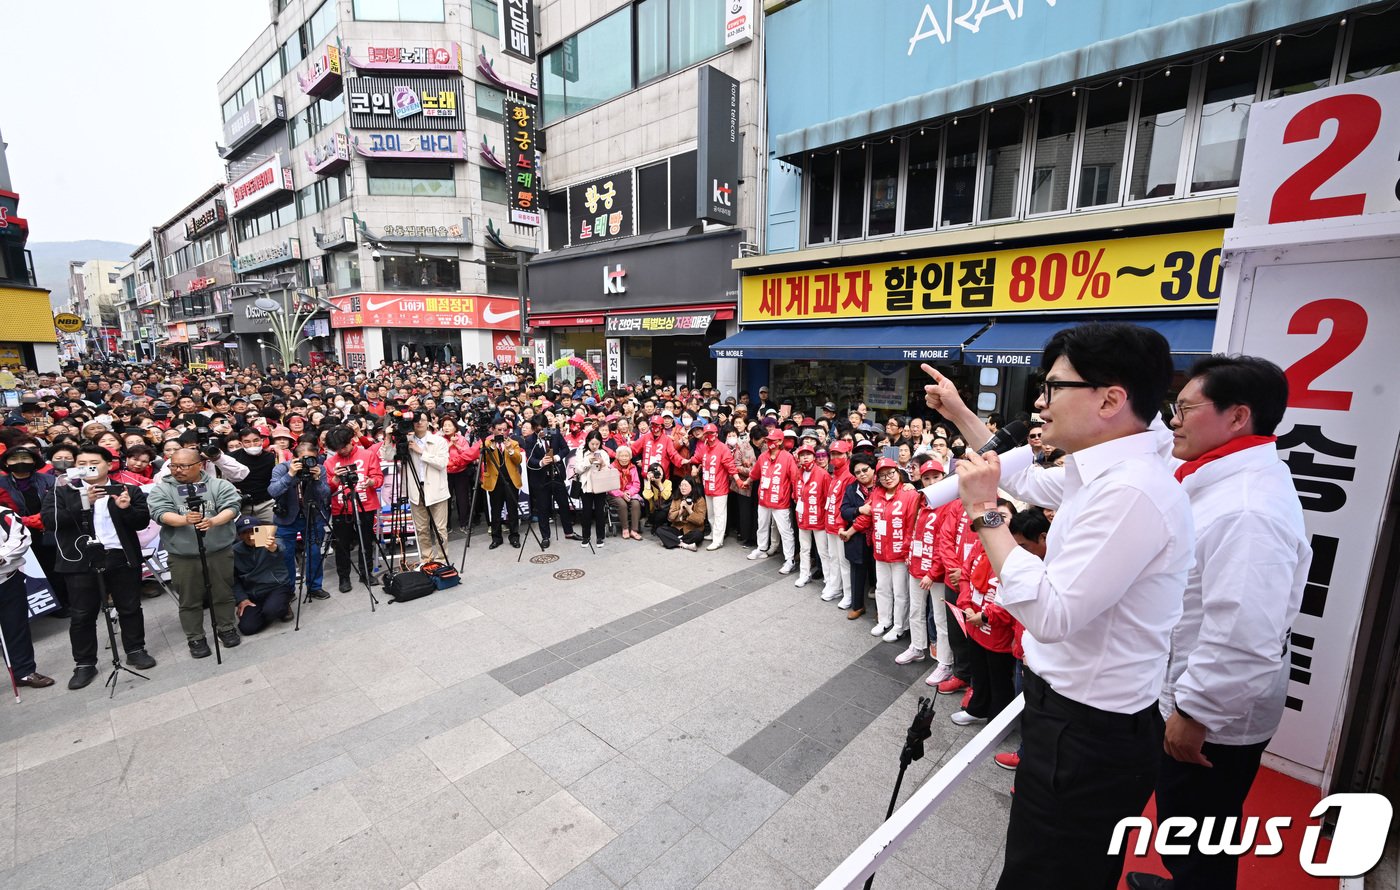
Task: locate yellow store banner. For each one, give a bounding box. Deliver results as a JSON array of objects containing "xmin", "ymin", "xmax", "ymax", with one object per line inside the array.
[
  {"xmin": 0, "ymin": 287, "xmax": 59, "ymax": 342},
  {"xmin": 740, "ymin": 230, "xmax": 1224, "ymax": 324}
]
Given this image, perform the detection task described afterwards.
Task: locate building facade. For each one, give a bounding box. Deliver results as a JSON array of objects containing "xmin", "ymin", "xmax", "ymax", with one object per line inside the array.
[
  {"xmin": 65, "ymin": 259, "xmax": 125, "ymax": 358},
  {"xmin": 722, "ymin": 0, "xmax": 1400, "ymax": 419},
  {"xmin": 155, "ymin": 185, "xmax": 240, "ymax": 368},
  {"xmin": 526, "ymin": 0, "xmax": 761, "ymax": 393},
  {"xmin": 215, "ymin": 0, "xmax": 536, "ymax": 371},
  {"xmin": 0, "ymin": 126, "xmax": 60, "ymax": 373}
]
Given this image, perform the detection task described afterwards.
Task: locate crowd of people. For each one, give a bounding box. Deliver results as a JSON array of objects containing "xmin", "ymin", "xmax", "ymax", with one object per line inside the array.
[{"xmin": 0, "ymin": 325, "xmax": 1310, "ymax": 889}]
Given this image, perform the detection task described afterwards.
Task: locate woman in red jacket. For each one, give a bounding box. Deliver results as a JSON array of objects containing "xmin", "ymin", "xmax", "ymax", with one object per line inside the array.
[
  {"xmin": 950, "ymin": 499, "xmax": 1019, "ymax": 727},
  {"xmin": 821, "ymin": 441, "xmax": 855, "ymax": 606},
  {"xmin": 792, "ymin": 443, "xmax": 829, "ymax": 588},
  {"xmin": 901, "ymin": 458, "xmax": 946, "ymax": 666},
  {"xmin": 852, "ymin": 458, "xmax": 922, "ymax": 642}
]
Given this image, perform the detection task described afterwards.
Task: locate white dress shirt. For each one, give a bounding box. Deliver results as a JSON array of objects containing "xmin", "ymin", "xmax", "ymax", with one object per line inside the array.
[
  {"xmin": 90, "ymin": 489, "xmax": 123, "ymax": 551},
  {"xmin": 998, "ymin": 429, "xmax": 1194, "ymax": 714},
  {"xmin": 1163, "ymin": 443, "xmax": 1311, "ymax": 745}
]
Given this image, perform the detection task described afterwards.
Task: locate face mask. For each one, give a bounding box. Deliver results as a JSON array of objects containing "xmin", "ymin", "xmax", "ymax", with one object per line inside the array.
[
  {"xmin": 7, "ymin": 463, "xmax": 34, "ymax": 474},
  {"xmin": 726, "ymin": 437, "xmax": 738, "ymax": 447},
  {"xmin": 51, "ymin": 458, "xmax": 74, "ymax": 471},
  {"xmin": 243, "ymin": 446, "xmax": 263, "ymax": 456},
  {"xmin": 335, "ymin": 401, "xmax": 346, "ymax": 409}
]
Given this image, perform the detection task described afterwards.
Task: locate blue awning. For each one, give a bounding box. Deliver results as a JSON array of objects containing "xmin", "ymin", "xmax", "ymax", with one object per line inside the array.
[
  {"xmin": 710, "ymin": 322, "xmax": 987, "ymax": 362},
  {"xmin": 962, "ymin": 317, "xmax": 1217, "ymax": 369}
]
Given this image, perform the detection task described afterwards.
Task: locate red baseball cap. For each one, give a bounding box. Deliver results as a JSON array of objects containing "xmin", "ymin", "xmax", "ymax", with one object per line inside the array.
[
  {"xmin": 764, "ymin": 429, "xmax": 784, "ymax": 444},
  {"xmin": 875, "ymin": 457, "xmax": 900, "ymax": 472},
  {"xmin": 918, "ymin": 458, "xmax": 945, "ymax": 477},
  {"xmin": 703, "ymin": 423, "xmax": 718, "ymax": 434},
  {"xmin": 829, "ymin": 441, "xmax": 852, "ymax": 454},
  {"xmin": 796, "ymin": 442, "xmax": 816, "ymax": 455}
]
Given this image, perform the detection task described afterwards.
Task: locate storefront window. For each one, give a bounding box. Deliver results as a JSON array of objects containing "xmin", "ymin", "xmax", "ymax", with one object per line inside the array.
[
  {"xmin": 1344, "ymin": 7, "xmax": 1400, "ymax": 81},
  {"xmin": 866, "ymin": 141, "xmax": 900, "ymax": 237},
  {"xmin": 379, "ymin": 254, "xmax": 460, "ymax": 291},
  {"xmin": 541, "ymin": 9, "xmax": 633, "ymax": 123},
  {"xmin": 981, "ymin": 107, "xmax": 1024, "ymax": 221},
  {"xmin": 1269, "ymin": 27, "xmax": 1339, "ymax": 98},
  {"xmin": 807, "ymin": 153, "xmax": 835, "ymax": 245},
  {"xmin": 836, "ymin": 146, "xmax": 867, "ymax": 241},
  {"xmin": 367, "ymin": 161, "xmax": 455, "ymax": 197},
  {"xmin": 941, "ymin": 120, "xmax": 978, "ymax": 226},
  {"xmin": 903, "ymin": 129, "xmax": 939, "ymax": 232},
  {"xmin": 1077, "ymin": 82, "xmax": 1130, "ymax": 208},
  {"xmin": 1128, "ymin": 68, "xmax": 1189, "ymax": 201},
  {"xmin": 1029, "ymin": 93, "xmax": 1077, "ymax": 215},
  {"xmin": 1191, "ymin": 49, "xmax": 1263, "ymax": 193}
]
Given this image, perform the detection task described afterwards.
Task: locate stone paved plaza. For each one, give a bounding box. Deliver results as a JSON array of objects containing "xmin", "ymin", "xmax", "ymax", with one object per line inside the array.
[{"xmin": 0, "ymin": 531, "xmax": 1016, "ymax": 889}]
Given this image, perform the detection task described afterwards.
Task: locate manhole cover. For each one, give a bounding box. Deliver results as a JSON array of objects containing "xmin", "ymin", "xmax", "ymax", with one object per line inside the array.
[
  {"xmin": 553, "ymin": 568, "xmax": 586, "ymax": 581},
  {"xmin": 530, "ymin": 554, "xmax": 560, "ymax": 564}
]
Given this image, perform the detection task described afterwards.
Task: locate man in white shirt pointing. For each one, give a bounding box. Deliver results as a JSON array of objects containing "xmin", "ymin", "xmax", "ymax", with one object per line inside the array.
[
  {"xmin": 925, "ymin": 321, "xmax": 1193, "ymax": 890},
  {"xmin": 1127, "ymin": 356, "xmax": 1310, "ymax": 890}
]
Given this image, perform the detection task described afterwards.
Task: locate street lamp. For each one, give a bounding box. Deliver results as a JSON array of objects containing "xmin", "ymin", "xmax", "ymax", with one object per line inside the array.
[{"xmin": 252, "ymin": 288, "xmax": 340, "ymax": 368}]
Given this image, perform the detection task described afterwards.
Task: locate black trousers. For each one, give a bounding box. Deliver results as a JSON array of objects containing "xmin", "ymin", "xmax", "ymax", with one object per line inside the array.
[
  {"xmin": 943, "ymin": 584, "xmax": 975, "ymax": 683},
  {"xmin": 237, "ymin": 584, "xmax": 293, "ymax": 636},
  {"xmin": 998, "ymin": 670, "xmax": 1162, "ymax": 890},
  {"xmin": 0, "ymin": 572, "xmax": 36, "ymax": 677},
  {"xmin": 1155, "ymin": 735, "xmax": 1270, "ymax": 889},
  {"xmin": 847, "ymin": 557, "xmax": 868, "ymax": 610},
  {"xmin": 731, "ymin": 492, "xmax": 756, "ymax": 545},
  {"xmin": 332, "ymin": 511, "xmax": 377, "ymax": 579},
  {"xmin": 578, "ymin": 493, "xmax": 607, "ymax": 543},
  {"xmin": 656, "ymin": 526, "xmax": 703, "ymax": 549},
  {"xmin": 963, "ymin": 641, "xmax": 1017, "ymax": 719},
  {"xmin": 65, "ymin": 552, "xmax": 145, "ymax": 666},
  {"xmin": 448, "ymin": 469, "xmax": 475, "ymax": 526},
  {"xmin": 487, "ymin": 484, "xmax": 519, "ymax": 543},
  {"xmin": 528, "ymin": 474, "xmax": 575, "ymax": 540}
]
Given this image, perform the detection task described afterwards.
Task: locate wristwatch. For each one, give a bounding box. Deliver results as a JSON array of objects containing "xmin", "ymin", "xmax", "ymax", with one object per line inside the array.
[{"xmin": 971, "ymin": 507, "xmax": 1004, "ymax": 532}]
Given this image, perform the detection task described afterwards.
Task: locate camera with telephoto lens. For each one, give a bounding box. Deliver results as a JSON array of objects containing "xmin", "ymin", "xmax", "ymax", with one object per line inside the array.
[
  {"xmin": 467, "ymin": 395, "xmax": 494, "ymax": 439},
  {"xmin": 194, "ymin": 426, "xmax": 221, "ymax": 460}
]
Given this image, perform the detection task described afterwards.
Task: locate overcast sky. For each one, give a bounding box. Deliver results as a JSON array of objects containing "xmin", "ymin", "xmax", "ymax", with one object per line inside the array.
[{"xmin": 0, "ymin": 0, "xmax": 271, "ymax": 245}]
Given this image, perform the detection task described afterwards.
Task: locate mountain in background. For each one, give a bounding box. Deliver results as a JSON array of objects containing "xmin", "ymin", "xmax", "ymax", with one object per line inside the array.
[{"xmin": 25, "ymin": 240, "xmax": 138, "ymax": 308}]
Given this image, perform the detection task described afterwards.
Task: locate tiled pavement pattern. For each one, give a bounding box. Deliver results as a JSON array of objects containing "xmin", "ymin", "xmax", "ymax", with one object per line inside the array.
[{"xmin": 0, "ymin": 529, "xmax": 1016, "ymax": 889}]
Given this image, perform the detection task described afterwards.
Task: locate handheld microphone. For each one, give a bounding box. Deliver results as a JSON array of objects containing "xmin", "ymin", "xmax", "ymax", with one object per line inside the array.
[
  {"xmin": 976, "ymin": 420, "xmax": 1029, "ymax": 456},
  {"xmin": 919, "ymin": 420, "xmax": 1033, "ymax": 511}
]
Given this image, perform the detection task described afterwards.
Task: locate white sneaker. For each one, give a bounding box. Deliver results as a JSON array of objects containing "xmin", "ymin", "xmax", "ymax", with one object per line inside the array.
[
  {"xmin": 793, "ymin": 575, "xmax": 810, "ymax": 588},
  {"xmin": 870, "ymin": 623, "xmax": 890, "ymax": 637},
  {"xmin": 923, "ymin": 663, "xmax": 953, "ymax": 687},
  {"xmin": 882, "ymin": 626, "xmax": 907, "ymax": 643},
  {"xmin": 704, "ymin": 533, "xmax": 714, "ymax": 540},
  {"xmin": 895, "ymin": 645, "xmax": 926, "ymax": 665},
  {"xmin": 950, "ymin": 710, "xmax": 987, "ymax": 726},
  {"xmin": 706, "ymin": 542, "xmax": 723, "ymax": 551},
  {"xmin": 837, "ymin": 597, "xmax": 852, "ymax": 609},
  {"xmin": 778, "ymin": 561, "xmax": 795, "ymax": 575},
  {"xmin": 820, "ymin": 588, "xmax": 841, "ymax": 602},
  {"xmin": 747, "ymin": 548, "xmax": 769, "ymax": 560},
  {"xmin": 682, "ymin": 542, "xmax": 697, "ymax": 551}
]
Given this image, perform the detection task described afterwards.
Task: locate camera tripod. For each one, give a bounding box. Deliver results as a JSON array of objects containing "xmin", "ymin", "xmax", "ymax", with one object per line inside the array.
[
  {"xmin": 292, "ymin": 475, "xmax": 334, "ymax": 631},
  {"xmin": 864, "ymin": 696, "xmax": 937, "ymax": 889},
  {"xmin": 334, "ymin": 469, "xmax": 387, "ymax": 612},
  {"xmin": 391, "ymin": 435, "xmax": 453, "ymax": 568},
  {"xmin": 92, "ymin": 547, "xmax": 149, "ymax": 698},
  {"xmin": 515, "ymin": 434, "xmax": 563, "ymax": 563},
  {"xmin": 462, "ymin": 428, "xmax": 489, "ymax": 549}
]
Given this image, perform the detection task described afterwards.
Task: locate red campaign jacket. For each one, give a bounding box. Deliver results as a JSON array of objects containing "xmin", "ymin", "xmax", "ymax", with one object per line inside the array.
[
  {"xmin": 935, "ymin": 504, "xmax": 972, "ymax": 590},
  {"xmin": 695, "ymin": 440, "xmax": 739, "ymax": 497},
  {"xmin": 957, "ymin": 541, "xmax": 1015, "ymax": 653},
  {"xmin": 633, "ymin": 432, "xmax": 686, "ymax": 477},
  {"xmin": 325, "ymin": 446, "xmax": 386, "ymax": 516},
  {"xmin": 754, "ymin": 447, "xmax": 799, "ymax": 509},
  {"xmin": 906, "ymin": 502, "xmax": 941, "ymax": 580},
  {"xmin": 795, "ymin": 464, "xmax": 830, "ymax": 531},
  {"xmin": 824, "ymin": 462, "xmax": 854, "ymax": 534},
  {"xmin": 852, "ymin": 486, "xmax": 922, "ymax": 563}
]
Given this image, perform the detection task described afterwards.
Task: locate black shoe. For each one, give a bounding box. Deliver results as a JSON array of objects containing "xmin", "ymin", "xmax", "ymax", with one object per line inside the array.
[
  {"xmin": 338, "ymin": 577, "xmax": 352, "ymax": 593},
  {"xmin": 541, "ymin": 539, "xmax": 550, "ymax": 549},
  {"xmin": 125, "ymin": 650, "xmax": 157, "ymax": 670},
  {"xmin": 217, "ymin": 629, "xmax": 241, "ymax": 649},
  {"xmin": 509, "ymin": 537, "xmax": 521, "ymax": 548},
  {"xmin": 281, "ymin": 606, "xmax": 294, "ymax": 622},
  {"xmin": 308, "ymin": 588, "xmax": 331, "ymax": 600},
  {"xmin": 68, "ymin": 665, "xmax": 99, "ymax": 689},
  {"xmin": 563, "ymin": 531, "xmax": 580, "ymax": 540},
  {"xmin": 489, "ymin": 540, "xmax": 503, "ymax": 550},
  {"xmin": 48, "ymin": 607, "xmax": 71, "ymax": 619},
  {"xmin": 1125, "ymin": 873, "xmax": 1173, "ymax": 890},
  {"xmin": 189, "ymin": 638, "xmax": 212, "ymax": 659},
  {"xmin": 361, "ymin": 575, "xmax": 379, "ymax": 588}
]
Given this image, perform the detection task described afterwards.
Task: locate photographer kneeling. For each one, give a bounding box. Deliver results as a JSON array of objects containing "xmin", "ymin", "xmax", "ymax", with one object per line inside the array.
[
  {"xmin": 656, "ymin": 477, "xmax": 706, "ymax": 551},
  {"xmin": 41, "ymin": 445, "xmax": 155, "ymax": 690},
  {"xmin": 232, "ymin": 516, "xmax": 293, "ymax": 635},
  {"xmin": 267, "ymin": 439, "xmax": 331, "ymax": 600},
  {"xmin": 147, "ymin": 448, "xmax": 243, "ymax": 658}
]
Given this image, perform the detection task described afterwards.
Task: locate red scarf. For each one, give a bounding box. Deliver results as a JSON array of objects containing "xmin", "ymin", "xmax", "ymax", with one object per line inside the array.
[{"xmin": 1174, "ymin": 435, "xmax": 1276, "ymax": 482}]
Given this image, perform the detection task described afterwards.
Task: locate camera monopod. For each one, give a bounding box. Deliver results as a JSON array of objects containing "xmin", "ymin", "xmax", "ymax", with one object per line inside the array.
[{"xmin": 864, "ymin": 696, "xmax": 937, "ymax": 890}]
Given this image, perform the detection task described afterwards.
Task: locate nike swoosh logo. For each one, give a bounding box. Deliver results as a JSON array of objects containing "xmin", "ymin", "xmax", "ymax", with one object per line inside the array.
[
  {"xmin": 366, "ymin": 296, "xmax": 401, "ymax": 312},
  {"xmin": 482, "ymin": 306, "xmax": 519, "ymax": 324}
]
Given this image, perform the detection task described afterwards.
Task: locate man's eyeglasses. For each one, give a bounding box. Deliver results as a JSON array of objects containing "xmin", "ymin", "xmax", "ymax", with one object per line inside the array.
[
  {"xmin": 1169, "ymin": 400, "xmax": 1214, "ymax": 420},
  {"xmin": 1037, "ymin": 379, "xmax": 1103, "ymax": 405},
  {"xmin": 169, "ymin": 462, "xmax": 203, "ymax": 470}
]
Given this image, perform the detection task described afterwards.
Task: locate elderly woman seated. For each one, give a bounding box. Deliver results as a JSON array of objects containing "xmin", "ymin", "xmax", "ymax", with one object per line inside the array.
[{"xmin": 608, "ymin": 445, "xmax": 644, "ymax": 540}]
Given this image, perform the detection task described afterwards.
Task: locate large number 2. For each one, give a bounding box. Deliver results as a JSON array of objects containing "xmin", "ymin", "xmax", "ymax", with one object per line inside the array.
[
  {"xmin": 1269, "ymin": 94, "xmax": 1381, "ymax": 225},
  {"xmin": 1284, "ymin": 299, "xmax": 1368, "ymax": 411}
]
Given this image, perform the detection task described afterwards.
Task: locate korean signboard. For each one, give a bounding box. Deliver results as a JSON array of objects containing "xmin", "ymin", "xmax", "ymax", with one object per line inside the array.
[
  {"xmin": 725, "ymin": 0, "xmax": 754, "ymax": 46},
  {"xmin": 232, "ymin": 238, "xmax": 301, "ymax": 274},
  {"xmin": 0, "ymin": 191, "xmax": 28, "ymax": 241},
  {"xmin": 567, "ymin": 170, "xmax": 634, "ymax": 244},
  {"xmin": 697, "ymin": 65, "xmax": 740, "ymax": 225},
  {"xmin": 605, "ymin": 312, "xmax": 715, "ymax": 337},
  {"xmin": 740, "ymin": 229, "xmax": 1225, "ymax": 324},
  {"xmin": 306, "ymin": 132, "xmax": 351, "ymax": 175},
  {"xmin": 329, "ymin": 294, "xmax": 521, "ymax": 330},
  {"xmin": 498, "ymin": 0, "xmax": 536, "ymax": 62},
  {"xmin": 342, "ymin": 329, "xmax": 367, "ymax": 369},
  {"xmin": 346, "ymin": 77, "xmax": 463, "ymax": 130},
  {"xmin": 352, "ymin": 131, "xmax": 467, "ymax": 160},
  {"xmin": 493, "ymin": 332, "xmax": 519, "ymax": 365},
  {"xmin": 370, "ymin": 218, "xmax": 472, "ymax": 242},
  {"xmin": 347, "ymin": 43, "xmax": 462, "ymax": 72},
  {"xmin": 298, "ymin": 43, "xmax": 342, "ymax": 96},
  {"xmin": 184, "ymin": 200, "xmax": 227, "ymax": 240},
  {"xmin": 505, "ymin": 99, "xmax": 540, "ymax": 227},
  {"xmin": 225, "ymin": 154, "xmax": 294, "ymax": 212},
  {"xmin": 223, "ymin": 96, "xmax": 286, "ymax": 150}
]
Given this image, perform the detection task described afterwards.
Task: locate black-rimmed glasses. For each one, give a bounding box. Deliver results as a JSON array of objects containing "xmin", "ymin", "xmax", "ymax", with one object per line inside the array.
[{"xmin": 1038, "ymin": 380, "xmax": 1103, "ymax": 405}]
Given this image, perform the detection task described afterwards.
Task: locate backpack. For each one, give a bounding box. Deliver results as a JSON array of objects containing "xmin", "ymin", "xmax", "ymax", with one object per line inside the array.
[
  {"xmin": 420, "ymin": 560, "xmax": 461, "ymax": 590},
  {"xmin": 387, "ymin": 570, "xmax": 436, "ymax": 603}
]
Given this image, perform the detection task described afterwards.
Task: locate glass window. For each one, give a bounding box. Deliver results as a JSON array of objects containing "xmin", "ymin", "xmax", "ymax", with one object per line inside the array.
[
  {"xmin": 669, "ymin": 150, "xmax": 698, "ymax": 225},
  {"xmin": 637, "ymin": 0, "xmax": 668, "ymax": 83},
  {"xmin": 902, "ymin": 130, "xmax": 939, "ymax": 232},
  {"xmin": 669, "ymin": 0, "xmax": 725, "ymax": 71},
  {"xmin": 1128, "ymin": 68, "xmax": 1190, "ymax": 201},
  {"xmin": 257, "ymin": 55, "xmax": 282, "ymax": 95},
  {"xmin": 476, "ymin": 82, "xmax": 506, "ymax": 122},
  {"xmin": 1345, "ymin": 8, "xmax": 1400, "ymax": 81},
  {"xmin": 281, "ymin": 33, "xmax": 305, "ymax": 70},
  {"xmin": 480, "ymin": 168, "xmax": 508, "ymax": 204},
  {"xmin": 835, "ymin": 147, "xmax": 866, "ymax": 240},
  {"xmin": 638, "ymin": 160, "xmax": 670, "ymax": 234},
  {"xmin": 1077, "ymin": 82, "xmax": 1130, "ymax": 208},
  {"xmin": 807, "ymin": 153, "xmax": 835, "ymax": 245},
  {"xmin": 541, "ymin": 9, "xmax": 633, "ymax": 123},
  {"xmin": 353, "ymin": 0, "xmax": 444, "ymax": 22},
  {"xmin": 981, "ymin": 107, "xmax": 1024, "ymax": 221},
  {"xmin": 866, "ymin": 141, "xmax": 900, "ymax": 237},
  {"xmin": 485, "ymin": 250, "xmax": 519, "ymax": 295},
  {"xmin": 1269, "ymin": 27, "xmax": 1339, "ymax": 98},
  {"xmin": 546, "ymin": 190, "xmax": 568, "ymax": 250},
  {"xmin": 471, "ymin": 0, "xmax": 499, "ymax": 36},
  {"xmin": 941, "ymin": 119, "xmax": 978, "ymax": 226},
  {"xmin": 332, "ymin": 252, "xmax": 361, "ymax": 292},
  {"xmin": 223, "ymin": 96, "xmax": 241, "ymax": 122},
  {"xmin": 380, "ymin": 254, "xmax": 460, "ymax": 291},
  {"xmin": 307, "ymin": 1, "xmax": 337, "ymax": 47},
  {"xmin": 1191, "ymin": 49, "xmax": 1263, "ymax": 192},
  {"xmin": 367, "ymin": 161, "xmax": 455, "ymax": 196},
  {"xmin": 1029, "ymin": 94, "xmax": 1076, "ymax": 214}
]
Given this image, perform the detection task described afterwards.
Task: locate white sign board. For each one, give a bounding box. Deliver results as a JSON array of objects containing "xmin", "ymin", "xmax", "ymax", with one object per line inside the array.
[
  {"xmin": 605, "ymin": 337, "xmax": 622, "ymax": 388},
  {"xmin": 725, "ymin": 0, "xmax": 754, "ymax": 46}
]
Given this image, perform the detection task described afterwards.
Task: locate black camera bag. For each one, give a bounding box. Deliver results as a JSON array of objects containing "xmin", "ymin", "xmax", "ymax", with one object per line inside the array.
[{"xmin": 388, "ymin": 570, "xmax": 436, "ymax": 603}]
